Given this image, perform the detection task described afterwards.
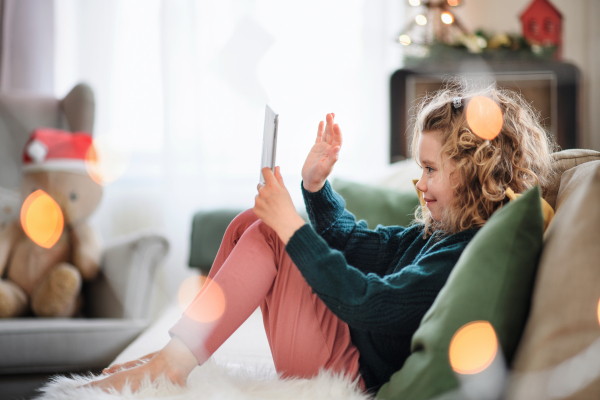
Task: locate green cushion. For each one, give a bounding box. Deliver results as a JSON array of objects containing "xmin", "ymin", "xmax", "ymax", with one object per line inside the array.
[
  {"xmin": 377, "ymin": 186, "xmax": 544, "ymax": 400},
  {"xmin": 331, "ymin": 178, "xmax": 420, "ymax": 228},
  {"xmin": 189, "ymin": 209, "xmax": 309, "ymax": 273},
  {"xmin": 189, "ymin": 209, "xmax": 243, "ymax": 273}
]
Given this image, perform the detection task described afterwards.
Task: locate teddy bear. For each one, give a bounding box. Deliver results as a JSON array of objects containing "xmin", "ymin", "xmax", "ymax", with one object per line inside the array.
[{"xmin": 0, "ymin": 128, "xmax": 103, "ymax": 318}]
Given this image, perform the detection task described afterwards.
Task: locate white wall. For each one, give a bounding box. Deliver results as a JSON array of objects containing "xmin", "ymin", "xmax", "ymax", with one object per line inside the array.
[{"xmin": 452, "ymin": 0, "xmax": 600, "ymax": 151}]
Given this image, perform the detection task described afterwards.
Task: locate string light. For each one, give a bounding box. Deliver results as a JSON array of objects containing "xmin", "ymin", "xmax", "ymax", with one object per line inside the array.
[
  {"xmin": 441, "ymin": 12, "xmax": 454, "ymax": 25},
  {"xmin": 399, "ymin": 35, "xmax": 412, "ymax": 45}
]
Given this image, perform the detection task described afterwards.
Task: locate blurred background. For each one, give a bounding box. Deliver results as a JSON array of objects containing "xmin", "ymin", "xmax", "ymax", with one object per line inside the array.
[{"xmin": 1, "ymin": 0, "xmax": 598, "ymax": 313}]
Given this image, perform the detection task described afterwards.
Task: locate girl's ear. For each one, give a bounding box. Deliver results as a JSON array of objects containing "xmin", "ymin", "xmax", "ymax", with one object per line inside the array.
[{"xmin": 448, "ymin": 170, "xmax": 461, "ymax": 190}]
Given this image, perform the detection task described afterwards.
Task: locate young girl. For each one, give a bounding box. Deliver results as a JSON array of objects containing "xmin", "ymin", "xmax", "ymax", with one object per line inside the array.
[{"xmin": 91, "ymin": 82, "xmax": 555, "ymax": 394}]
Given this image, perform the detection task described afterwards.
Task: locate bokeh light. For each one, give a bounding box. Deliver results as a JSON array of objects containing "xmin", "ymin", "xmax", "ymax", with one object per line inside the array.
[
  {"xmin": 178, "ymin": 275, "xmax": 226, "ymax": 323},
  {"xmin": 399, "ymin": 35, "xmax": 412, "ymax": 46},
  {"xmin": 449, "ymin": 321, "xmax": 498, "ymax": 375},
  {"xmin": 441, "ymin": 12, "xmax": 454, "ymax": 25},
  {"xmin": 447, "ymin": 0, "xmax": 460, "ymax": 6},
  {"xmin": 466, "ymin": 96, "xmax": 504, "ymax": 140},
  {"xmin": 20, "ymin": 190, "xmax": 64, "ymax": 249},
  {"xmin": 178, "ymin": 275, "xmax": 208, "ymax": 310},
  {"xmin": 415, "ymin": 15, "xmax": 427, "ymax": 26},
  {"xmin": 408, "ymin": 0, "xmax": 421, "ymax": 6},
  {"xmin": 85, "ymin": 135, "xmax": 131, "ymax": 185}
]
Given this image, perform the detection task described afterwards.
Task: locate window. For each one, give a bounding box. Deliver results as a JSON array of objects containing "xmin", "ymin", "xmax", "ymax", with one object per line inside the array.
[
  {"xmin": 528, "ymin": 19, "xmax": 539, "ymax": 37},
  {"xmin": 544, "ymin": 18, "xmax": 555, "ymax": 34}
]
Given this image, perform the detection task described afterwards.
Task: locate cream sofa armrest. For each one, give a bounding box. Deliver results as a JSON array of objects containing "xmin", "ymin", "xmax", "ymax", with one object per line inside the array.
[{"xmin": 85, "ymin": 231, "xmax": 169, "ymax": 320}]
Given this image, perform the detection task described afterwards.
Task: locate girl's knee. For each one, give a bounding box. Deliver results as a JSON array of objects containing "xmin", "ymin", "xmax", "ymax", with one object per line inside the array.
[
  {"xmin": 228, "ymin": 209, "xmax": 260, "ymax": 237},
  {"xmin": 251, "ymin": 218, "xmax": 279, "ymax": 240},
  {"xmin": 228, "ymin": 211, "xmax": 281, "ymax": 251},
  {"xmin": 237, "ymin": 208, "xmax": 257, "ymax": 222}
]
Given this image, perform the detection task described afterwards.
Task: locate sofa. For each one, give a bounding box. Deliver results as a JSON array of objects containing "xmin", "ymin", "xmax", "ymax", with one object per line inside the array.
[
  {"xmin": 0, "ymin": 84, "xmax": 170, "ymax": 400},
  {"xmin": 184, "ymin": 148, "xmax": 600, "ymax": 399},
  {"xmin": 37, "ymin": 147, "xmax": 600, "ymax": 400}
]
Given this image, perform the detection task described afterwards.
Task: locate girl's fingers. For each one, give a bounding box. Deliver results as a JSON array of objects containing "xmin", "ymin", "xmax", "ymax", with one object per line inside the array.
[
  {"xmin": 332, "ymin": 123, "xmax": 343, "ymax": 147},
  {"xmin": 261, "ymin": 167, "xmax": 277, "ymax": 185},
  {"xmin": 102, "ymin": 360, "xmax": 138, "ymax": 375},
  {"xmin": 274, "ymin": 166, "xmax": 284, "ymax": 186},
  {"xmin": 324, "ymin": 113, "xmax": 334, "ymax": 144},
  {"xmin": 333, "ymin": 146, "xmax": 341, "ymax": 160},
  {"xmin": 316, "ymin": 121, "xmax": 324, "ymax": 144}
]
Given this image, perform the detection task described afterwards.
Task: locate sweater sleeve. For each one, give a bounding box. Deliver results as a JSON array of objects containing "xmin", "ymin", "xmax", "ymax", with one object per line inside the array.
[
  {"xmin": 302, "ymin": 180, "xmax": 412, "ymax": 276},
  {"xmin": 285, "ymin": 224, "xmax": 471, "ymax": 335}
]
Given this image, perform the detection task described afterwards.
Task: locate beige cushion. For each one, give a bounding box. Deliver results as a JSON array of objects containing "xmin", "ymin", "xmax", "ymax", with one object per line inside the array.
[
  {"xmin": 555, "ymin": 160, "xmax": 600, "ymax": 211},
  {"xmin": 545, "ymin": 149, "xmax": 600, "ymax": 210},
  {"xmin": 507, "ymin": 163, "xmax": 600, "ymax": 399}
]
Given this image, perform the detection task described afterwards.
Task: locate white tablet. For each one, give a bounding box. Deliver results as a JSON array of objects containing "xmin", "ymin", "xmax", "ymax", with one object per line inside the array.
[{"xmin": 259, "ymin": 105, "xmax": 279, "ymax": 185}]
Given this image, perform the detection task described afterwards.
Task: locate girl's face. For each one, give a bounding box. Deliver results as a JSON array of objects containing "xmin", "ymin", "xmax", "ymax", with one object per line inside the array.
[{"xmin": 415, "ymin": 131, "xmax": 456, "ymax": 222}]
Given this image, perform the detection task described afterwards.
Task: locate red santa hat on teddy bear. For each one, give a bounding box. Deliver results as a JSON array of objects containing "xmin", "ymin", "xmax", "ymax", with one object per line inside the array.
[{"xmin": 22, "ymin": 128, "xmax": 94, "ymax": 174}]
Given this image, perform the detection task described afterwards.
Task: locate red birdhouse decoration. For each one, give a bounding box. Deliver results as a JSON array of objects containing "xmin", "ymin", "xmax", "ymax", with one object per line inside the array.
[{"xmin": 520, "ymin": 0, "xmax": 563, "ymax": 58}]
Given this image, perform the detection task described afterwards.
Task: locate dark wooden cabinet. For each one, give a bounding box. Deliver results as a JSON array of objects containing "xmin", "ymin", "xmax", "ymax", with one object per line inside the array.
[{"xmin": 390, "ymin": 61, "xmax": 579, "ymax": 162}]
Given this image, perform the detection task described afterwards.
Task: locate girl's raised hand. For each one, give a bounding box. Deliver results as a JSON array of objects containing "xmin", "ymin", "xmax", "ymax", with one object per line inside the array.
[{"xmin": 301, "ymin": 113, "xmax": 342, "ymax": 192}]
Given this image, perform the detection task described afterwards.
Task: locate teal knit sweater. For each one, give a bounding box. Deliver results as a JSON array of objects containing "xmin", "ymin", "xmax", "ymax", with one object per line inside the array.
[{"xmin": 285, "ymin": 181, "xmax": 479, "ymax": 392}]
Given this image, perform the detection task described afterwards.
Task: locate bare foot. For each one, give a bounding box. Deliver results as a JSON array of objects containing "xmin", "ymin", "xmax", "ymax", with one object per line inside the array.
[
  {"xmin": 102, "ymin": 352, "xmax": 158, "ymax": 376},
  {"xmin": 87, "ymin": 338, "xmax": 197, "ymax": 393},
  {"xmin": 88, "ymin": 359, "xmax": 183, "ymax": 393}
]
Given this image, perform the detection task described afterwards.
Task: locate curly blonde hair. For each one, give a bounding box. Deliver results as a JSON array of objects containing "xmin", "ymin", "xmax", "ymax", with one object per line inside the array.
[{"xmin": 410, "ymin": 79, "xmax": 558, "ymax": 236}]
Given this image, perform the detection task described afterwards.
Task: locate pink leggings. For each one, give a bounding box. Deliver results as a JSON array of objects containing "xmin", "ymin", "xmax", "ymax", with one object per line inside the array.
[{"xmin": 170, "ymin": 209, "xmax": 363, "ymax": 387}]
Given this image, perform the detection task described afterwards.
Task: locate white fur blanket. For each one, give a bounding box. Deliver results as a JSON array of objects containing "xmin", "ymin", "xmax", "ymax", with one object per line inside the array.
[{"xmin": 35, "ymin": 359, "xmax": 371, "ymax": 400}]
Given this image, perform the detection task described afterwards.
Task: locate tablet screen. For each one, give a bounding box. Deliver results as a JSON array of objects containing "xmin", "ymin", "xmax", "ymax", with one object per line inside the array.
[{"xmin": 259, "ymin": 105, "xmax": 279, "ymax": 185}]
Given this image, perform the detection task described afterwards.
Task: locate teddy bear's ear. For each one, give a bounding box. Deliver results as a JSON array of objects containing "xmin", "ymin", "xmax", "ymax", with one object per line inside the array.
[{"xmin": 59, "ymin": 83, "xmax": 95, "ymax": 135}]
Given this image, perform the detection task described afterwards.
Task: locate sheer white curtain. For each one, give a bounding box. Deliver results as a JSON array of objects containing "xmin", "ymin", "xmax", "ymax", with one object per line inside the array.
[
  {"xmin": 0, "ymin": 0, "xmax": 55, "ymax": 93},
  {"xmin": 54, "ymin": 0, "xmax": 405, "ymax": 300}
]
